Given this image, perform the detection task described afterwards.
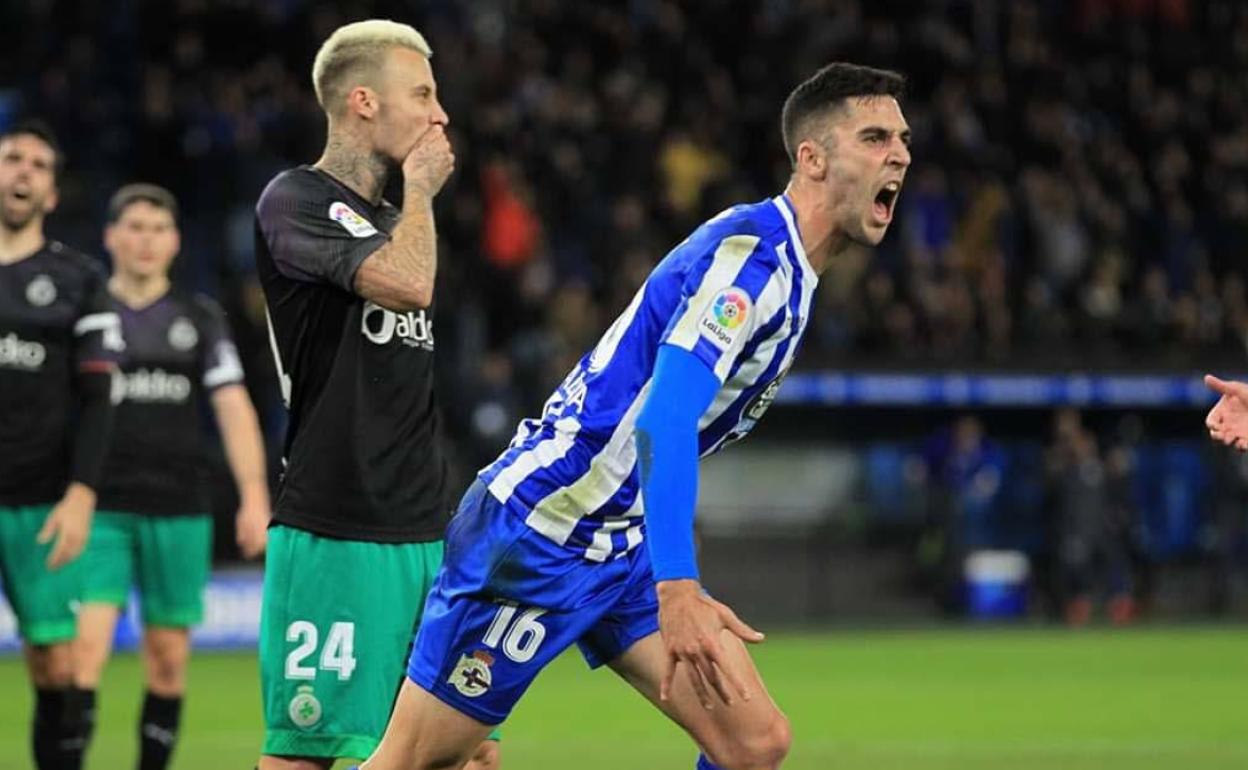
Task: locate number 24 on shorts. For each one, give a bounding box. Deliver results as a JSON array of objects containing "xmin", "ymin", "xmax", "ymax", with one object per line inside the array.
[
  {"xmin": 484, "ymin": 604, "xmax": 547, "ymax": 663},
  {"xmin": 285, "ymin": 621, "xmax": 358, "ymax": 681}
]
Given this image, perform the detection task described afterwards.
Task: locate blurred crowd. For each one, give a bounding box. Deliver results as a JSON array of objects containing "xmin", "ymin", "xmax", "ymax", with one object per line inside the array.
[{"xmin": 4, "ymin": 0, "xmax": 1248, "ymax": 472}]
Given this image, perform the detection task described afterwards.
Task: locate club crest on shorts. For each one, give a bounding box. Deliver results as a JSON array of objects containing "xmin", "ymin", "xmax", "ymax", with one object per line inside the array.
[
  {"xmin": 448, "ymin": 650, "xmax": 494, "ymax": 698},
  {"xmin": 329, "ymin": 201, "xmax": 379, "ymax": 238},
  {"xmin": 288, "ymin": 685, "xmax": 322, "ymax": 728},
  {"xmin": 26, "ymin": 274, "xmax": 56, "ymax": 307},
  {"xmin": 168, "ymin": 317, "xmax": 198, "ymax": 351}
]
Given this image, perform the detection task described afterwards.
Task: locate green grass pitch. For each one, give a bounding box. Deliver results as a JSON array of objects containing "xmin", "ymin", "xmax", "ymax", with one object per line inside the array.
[{"xmin": 2, "ymin": 627, "xmax": 1247, "ymax": 769}]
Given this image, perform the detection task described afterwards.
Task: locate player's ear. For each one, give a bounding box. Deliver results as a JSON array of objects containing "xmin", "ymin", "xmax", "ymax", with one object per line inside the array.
[
  {"xmin": 346, "ymin": 85, "xmax": 379, "ymax": 120},
  {"xmin": 796, "ymin": 139, "xmax": 827, "ymax": 182}
]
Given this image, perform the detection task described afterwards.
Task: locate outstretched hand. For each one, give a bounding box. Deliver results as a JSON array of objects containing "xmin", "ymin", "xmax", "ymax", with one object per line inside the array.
[{"xmin": 1205, "ymin": 375, "xmax": 1248, "ymax": 451}]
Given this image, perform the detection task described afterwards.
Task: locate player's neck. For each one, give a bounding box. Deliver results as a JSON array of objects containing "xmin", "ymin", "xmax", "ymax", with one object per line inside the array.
[
  {"xmin": 110, "ymin": 272, "xmax": 171, "ymax": 309},
  {"xmin": 782, "ymin": 181, "xmax": 845, "ymax": 276},
  {"xmin": 315, "ymin": 130, "xmax": 391, "ymax": 205},
  {"xmin": 0, "ymin": 221, "xmax": 47, "ymax": 265}
]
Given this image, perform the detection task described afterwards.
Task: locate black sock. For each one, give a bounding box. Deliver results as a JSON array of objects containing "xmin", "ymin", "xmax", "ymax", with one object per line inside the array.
[
  {"xmin": 31, "ymin": 687, "xmax": 93, "ymax": 770},
  {"xmin": 138, "ymin": 691, "xmax": 183, "ymax": 770},
  {"xmin": 62, "ymin": 687, "xmax": 96, "ymax": 770},
  {"xmin": 65, "ymin": 688, "xmax": 97, "ymax": 768},
  {"xmin": 32, "ymin": 688, "xmax": 67, "ymax": 770}
]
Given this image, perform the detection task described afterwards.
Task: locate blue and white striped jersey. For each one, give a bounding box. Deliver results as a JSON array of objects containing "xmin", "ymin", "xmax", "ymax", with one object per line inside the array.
[{"xmin": 480, "ymin": 195, "xmax": 818, "ymax": 562}]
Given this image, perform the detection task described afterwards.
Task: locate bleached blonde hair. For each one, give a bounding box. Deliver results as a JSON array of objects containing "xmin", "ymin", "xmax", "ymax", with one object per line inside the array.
[{"xmin": 312, "ymin": 19, "xmax": 433, "ymax": 115}]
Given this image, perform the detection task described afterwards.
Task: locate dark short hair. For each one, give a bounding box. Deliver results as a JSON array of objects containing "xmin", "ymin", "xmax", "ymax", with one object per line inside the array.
[
  {"xmin": 0, "ymin": 119, "xmax": 65, "ymax": 179},
  {"xmin": 781, "ymin": 63, "xmax": 907, "ymax": 165},
  {"xmin": 106, "ymin": 183, "xmax": 179, "ymax": 224}
]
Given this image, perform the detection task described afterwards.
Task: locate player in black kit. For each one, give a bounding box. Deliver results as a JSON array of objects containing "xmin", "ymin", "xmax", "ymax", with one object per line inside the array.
[
  {"xmin": 0, "ymin": 121, "xmax": 123, "ymax": 770},
  {"xmin": 253, "ymin": 19, "xmax": 497, "ymax": 770},
  {"xmin": 67, "ymin": 184, "xmax": 271, "ymax": 770}
]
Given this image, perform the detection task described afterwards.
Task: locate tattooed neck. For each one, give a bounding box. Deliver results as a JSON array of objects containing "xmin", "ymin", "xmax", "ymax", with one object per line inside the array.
[{"xmin": 315, "ymin": 132, "xmax": 391, "ymax": 205}]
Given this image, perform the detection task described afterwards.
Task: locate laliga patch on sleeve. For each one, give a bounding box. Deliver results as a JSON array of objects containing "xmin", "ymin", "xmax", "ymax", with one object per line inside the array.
[
  {"xmin": 328, "ymin": 201, "xmax": 379, "ymax": 238},
  {"xmin": 698, "ymin": 287, "xmax": 753, "ymax": 351}
]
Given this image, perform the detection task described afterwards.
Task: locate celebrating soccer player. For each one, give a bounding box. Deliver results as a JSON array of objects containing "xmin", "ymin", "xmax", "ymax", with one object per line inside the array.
[
  {"xmin": 358, "ymin": 63, "xmax": 911, "ymax": 770},
  {"xmin": 252, "ymin": 20, "xmax": 498, "ymax": 770},
  {"xmin": 0, "ymin": 121, "xmax": 123, "ymax": 770},
  {"xmin": 69, "ymin": 183, "xmax": 270, "ymax": 770}
]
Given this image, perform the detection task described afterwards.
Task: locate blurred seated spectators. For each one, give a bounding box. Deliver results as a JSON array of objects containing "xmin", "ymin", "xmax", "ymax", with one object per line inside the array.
[{"xmin": 3, "ymin": 0, "xmax": 1244, "ymax": 423}]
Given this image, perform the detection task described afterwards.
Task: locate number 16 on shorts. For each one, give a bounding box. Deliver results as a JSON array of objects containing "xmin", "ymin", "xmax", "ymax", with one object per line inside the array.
[
  {"xmin": 285, "ymin": 620, "xmax": 358, "ymax": 680},
  {"xmin": 448, "ymin": 603, "xmax": 547, "ymax": 700},
  {"xmin": 483, "ymin": 603, "xmax": 547, "ymax": 663}
]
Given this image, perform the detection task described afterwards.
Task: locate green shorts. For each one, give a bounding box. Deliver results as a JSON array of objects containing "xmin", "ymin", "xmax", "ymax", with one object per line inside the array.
[
  {"xmin": 0, "ymin": 504, "xmax": 84, "ymax": 645},
  {"xmin": 81, "ymin": 511, "xmax": 213, "ymax": 627},
  {"xmin": 262, "ymin": 525, "xmax": 497, "ymax": 760}
]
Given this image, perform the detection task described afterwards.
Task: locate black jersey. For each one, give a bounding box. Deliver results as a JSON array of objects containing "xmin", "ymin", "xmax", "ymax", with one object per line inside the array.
[
  {"xmin": 0, "ymin": 241, "xmax": 123, "ymax": 506},
  {"xmin": 254, "ymin": 166, "xmax": 448, "ymax": 543},
  {"xmin": 96, "ymin": 291, "xmax": 244, "ymax": 515}
]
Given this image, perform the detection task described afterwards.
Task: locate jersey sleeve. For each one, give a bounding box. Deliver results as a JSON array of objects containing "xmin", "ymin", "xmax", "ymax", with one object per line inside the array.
[
  {"xmin": 255, "ymin": 174, "xmax": 390, "ymax": 294},
  {"xmin": 73, "ymin": 264, "xmax": 124, "ymax": 373},
  {"xmin": 194, "ymin": 296, "xmax": 246, "ymax": 392},
  {"xmin": 658, "ymin": 233, "xmax": 782, "ymax": 383}
]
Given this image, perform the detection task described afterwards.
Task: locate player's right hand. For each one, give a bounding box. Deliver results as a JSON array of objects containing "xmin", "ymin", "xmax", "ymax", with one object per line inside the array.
[
  {"xmin": 37, "ymin": 482, "xmax": 95, "ymax": 570},
  {"xmin": 1205, "ymin": 374, "xmax": 1248, "ymax": 451},
  {"xmin": 235, "ymin": 495, "xmax": 270, "ymax": 560},
  {"xmin": 656, "ymin": 578, "xmax": 765, "ymax": 710},
  {"xmin": 402, "ymin": 125, "xmax": 455, "ymax": 198}
]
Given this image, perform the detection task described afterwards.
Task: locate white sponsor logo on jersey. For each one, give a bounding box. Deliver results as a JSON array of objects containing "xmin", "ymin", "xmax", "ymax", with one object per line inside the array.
[
  {"xmin": 168, "ymin": 317, "xmax": 198, "ymax": 351},
  {"xmin": 361, "ymin": 301, "xmax": 435, "ymax": 350},
  {"xmin": 0, "ymin": 332, "xmax": 47, "ymax": 370},
  {"xmin": 25, "ymin": 274, "xmax": 56, "ymax": 307},
  {"xmin": 121, "ymin": 368, "xmax": 192, "ymax": 403},
  {"xmin": 329, "ymin": 201, "xmax": 378, "ymax": 238}
]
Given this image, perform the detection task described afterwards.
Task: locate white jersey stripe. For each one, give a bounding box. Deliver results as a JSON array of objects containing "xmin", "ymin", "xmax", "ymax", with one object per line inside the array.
[
  {"xmin": 772, "ymin": 196, "xmax": 817, "ymax": 282},
  {"xmin": 585, "ymin": 517, "xmax": 633, "ymax": 562},
  {"xmin": 489, "ymin": 416, "xmax": 582, "ymax": 503},
  {"xmin": 699, "ymin": 272, "xmax": 790, "ymax": 430},
  {"xmin": 525, "ymin": 381, "xmax": 652, "ymax": 544},
  {"xmin": 623, "ymin": 521, "xmax": 644, "ymax": 552},
  {"xmin": 587, "ymin": 494, "xmax": 644, "ymax": 562},
  {"xmin": 665, "ymin": 234, "xmax": 760, "ymax": 350},
  {"xmin": 588, "ymin": 285, "xmax": 646, "ymax": 373},
  {"xmin": 770, "ymin": 254, "xmax": 816, "ymax": 379}
]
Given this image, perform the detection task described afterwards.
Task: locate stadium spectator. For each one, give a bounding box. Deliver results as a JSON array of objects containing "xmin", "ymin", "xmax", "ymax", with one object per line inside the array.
[{"xmin": 4, "ymin": 0, "xmax": 1248, "ymax": 384}]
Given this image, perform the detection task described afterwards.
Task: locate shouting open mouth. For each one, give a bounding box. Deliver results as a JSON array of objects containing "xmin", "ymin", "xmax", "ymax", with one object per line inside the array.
[{"xmin": 873, "ymin": 180, "xmax": 901, "ymax": 224}]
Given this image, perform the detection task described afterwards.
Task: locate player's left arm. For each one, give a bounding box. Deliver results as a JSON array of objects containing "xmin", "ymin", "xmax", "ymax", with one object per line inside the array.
[
  {"xmin": 199, "ymin": 298, "xmax": 270, "ymax": 558},
  {"xmin": 40, "ymin": 269, "xmax": 124, "ymax": 569},
  {"xmin": 638, "ymin": 231, "xmax": 779, "ymax": 706},
  {"xmin": 636, "ymin": 346, "xmax": 765, "ymax": 711}
]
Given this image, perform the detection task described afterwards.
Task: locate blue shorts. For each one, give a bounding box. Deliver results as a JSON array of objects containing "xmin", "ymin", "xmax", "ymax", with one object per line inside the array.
[{"xmin": 407, "ymin": 480, "xmax": 660, "ymax": 725}]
